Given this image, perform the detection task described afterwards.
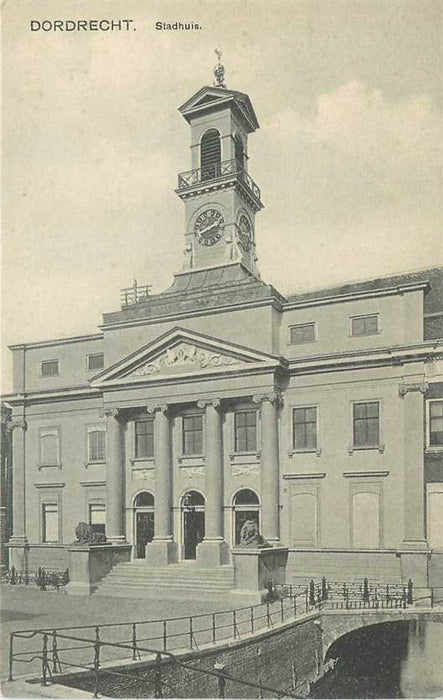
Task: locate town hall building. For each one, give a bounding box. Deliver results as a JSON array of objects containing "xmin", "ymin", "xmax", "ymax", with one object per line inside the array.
[{"xmin": 5, "ymin": 65, "xmax": 443, "ymax": 597}]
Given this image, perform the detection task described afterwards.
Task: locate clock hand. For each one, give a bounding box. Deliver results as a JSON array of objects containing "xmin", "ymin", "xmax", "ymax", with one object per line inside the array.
[{"xmin": 198, "ymin": 223, "xmax": 218, "ymax": 236}]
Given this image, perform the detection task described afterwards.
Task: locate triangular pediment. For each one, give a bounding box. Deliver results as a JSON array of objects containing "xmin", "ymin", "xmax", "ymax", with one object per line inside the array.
[
  {"xmin": 179, "ymin": 86, "xmax": 259, "ymax": 133},
  {"xmin": 91, "ymin": 327, "xmax": 284, "ymax": 388}
]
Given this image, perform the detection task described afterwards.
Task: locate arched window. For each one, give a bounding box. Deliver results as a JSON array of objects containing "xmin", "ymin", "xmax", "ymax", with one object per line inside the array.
[
  {"xmin": 134, "ymin": 491, "xmax": 154, "ymax": 508},
  {"xmin": 233, "ymin": 489, "xmax": 260, "ymax": 545},
  {"xmin": 181, "ymin": 490, "xmax": 205, "ymax": 509},
  {"xmin": 234, "ymin": 133, "xmax": 244, "ymax": 171},
  {"xmin": 200, "ymin": 129, "xmax": 221, "ymax": 181}
]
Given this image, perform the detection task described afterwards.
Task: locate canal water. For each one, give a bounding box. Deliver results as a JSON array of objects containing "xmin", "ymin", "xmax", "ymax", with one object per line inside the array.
[{"xmin": 311, "ymin": 620, "xmax": 443, "ymax": 698}]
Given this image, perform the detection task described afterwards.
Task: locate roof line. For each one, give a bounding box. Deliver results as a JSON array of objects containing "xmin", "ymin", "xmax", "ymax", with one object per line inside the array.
[{"xmin": 286, "ymin": 265, "xmax": 442, "ymax": 299}]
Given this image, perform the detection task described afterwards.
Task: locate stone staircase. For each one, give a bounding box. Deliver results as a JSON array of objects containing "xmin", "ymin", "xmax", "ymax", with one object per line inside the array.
[{"xmin": 95, "ymin": 560, "xmax": 235, "ymax": 600}]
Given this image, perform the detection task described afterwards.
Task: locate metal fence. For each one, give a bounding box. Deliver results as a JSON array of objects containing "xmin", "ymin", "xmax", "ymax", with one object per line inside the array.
[
  {"xmin": 9, "ymin": 591, "xmax": 309, "ymax": 683},
  {"xmin": 2, "ymin": 566, "xmax": 69, "ymax": 591},
  {"xmin": 8, "ymin": 578, "xmax": 441, "ymax": 696}
]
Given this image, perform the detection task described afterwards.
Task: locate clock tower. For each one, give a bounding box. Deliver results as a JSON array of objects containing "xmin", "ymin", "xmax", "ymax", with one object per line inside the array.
[{"xmin": 175, "ymin": 56, "xmax": 263, "ymax": 278}]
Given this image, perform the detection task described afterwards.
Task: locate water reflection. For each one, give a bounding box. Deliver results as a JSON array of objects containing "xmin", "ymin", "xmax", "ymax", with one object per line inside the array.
[{"xmin": 311, "ymin": 620, "xmax": 443, "ymax": 699}]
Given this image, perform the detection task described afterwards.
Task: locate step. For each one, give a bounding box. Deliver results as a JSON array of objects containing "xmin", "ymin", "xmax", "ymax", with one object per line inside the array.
[
  {"xmin": 94, "ymin": 584, "xmax": 234, "ymax": 600},
  {"xmin": 102, "ymin": 576, "xmax": 233, "ymax": 590}
]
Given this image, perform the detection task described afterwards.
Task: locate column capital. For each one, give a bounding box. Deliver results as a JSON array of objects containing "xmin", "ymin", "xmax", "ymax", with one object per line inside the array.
[
  {"xmin": 98, "ymin": 408, "xmax": 121, "ymax": 419},
  {"xmin": 197, "ymin": 398, "xmax": 221, "ymax": 409},
  {"xmin": 398, "ymin": 381, "xmax": 429, "ymax": 397},
  {"xmin": 252, "ymin": 392, "xmax": 283, "ymax": 407},
  {"xmin": 6, "ymin": 418, "xmax": 27, "ymax": 432},
  {"xmin": 146, "ymin": 403, "xmax": 168, "ymax": 415}
]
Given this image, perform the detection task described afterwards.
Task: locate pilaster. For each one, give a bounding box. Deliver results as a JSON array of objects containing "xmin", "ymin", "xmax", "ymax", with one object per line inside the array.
[
  {"xmin": 7, "ymin": 418, "xmax": 29, "ymax": 570},
  {"xmin": 398, "ymin": 380, "xmax": 428, "ymax": 549}
]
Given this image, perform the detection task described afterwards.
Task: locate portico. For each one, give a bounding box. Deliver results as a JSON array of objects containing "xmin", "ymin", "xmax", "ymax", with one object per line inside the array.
[{"xmin": 91, "ymin": 326, "xmax": 287, "ymax": 564}]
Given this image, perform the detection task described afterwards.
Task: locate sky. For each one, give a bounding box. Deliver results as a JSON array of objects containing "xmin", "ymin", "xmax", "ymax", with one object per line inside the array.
[{"xmin": 2, "ymin": 0, "xmax": 442, "ymax": 393}]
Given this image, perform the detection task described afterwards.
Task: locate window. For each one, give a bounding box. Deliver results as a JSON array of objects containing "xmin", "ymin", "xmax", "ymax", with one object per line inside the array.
[
  {"xmin": 42, "ymin": 503, "xmax": 59, "ymax": 543},
  {"xmin": 87, "ymin": 353, "xmax": 104, "ymax": 371},
  {"xmin": 429, "ymin": 400, "xmax": 443, "ymax": 446},
  {"xmin": 135, "ymin": 419, "xmax": 154, "ymax": 458},
  {"xmin": 353, "ymin": 402, "xmax": 379, "ymax": 447},
  {"xmin": 234, "ymin": 410, "xmax": 257, "ymax": 453},
  {"xmin": 41, "ymin": 360, "xmax": 59, "ymax": 377},
  {"xmin": 89, "ymin": 503, "xmax": 106, "ymax": 535},
  {"xmin": 182, "ymin": 415, "xmax": 203, "ymax": 456},
  {"xmin": 88, "ymin": 426, "xmax": 106, "ymax": 462},
  {"xmin": 351, "ymin": 314, "xmax": 378, "ymax": 337},
  {"xmin": 289, "ymin": 323, "xmax": 316, "ymax": 345},
  {"xmin": 40, "ymin": 428, "xmax": 60, "ymax": 466},
  {"xmin": 293, "ymin": 407, "xmax": 317, "ymax": 450},
  {"xmin": 200, "ymin": 129, "xmax": 221, "ymax": 180}
]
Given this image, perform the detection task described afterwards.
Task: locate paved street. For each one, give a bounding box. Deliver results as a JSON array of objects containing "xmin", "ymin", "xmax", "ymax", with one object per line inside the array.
[{"xmin": 1, "ymin": 585, "xmax": 233, "ymax": 679}]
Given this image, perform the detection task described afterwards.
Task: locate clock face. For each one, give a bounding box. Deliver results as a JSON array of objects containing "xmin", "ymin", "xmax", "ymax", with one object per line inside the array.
[
  {"xmin": 238, "ymin": 215, "xmax": 252, "ymax": 251},
  {"xmin": 194, "ymin": 209, "xmax": 225, "ymax": 246}
]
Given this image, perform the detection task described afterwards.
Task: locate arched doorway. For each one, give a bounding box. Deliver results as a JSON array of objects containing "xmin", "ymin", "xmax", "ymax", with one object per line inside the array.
[
  {"xmin": 233, "ymin": 489, "xmax": 260, "ymax": 545},
  {"xmin": 133, "ymin": 492, "xmax": 155, "ymax": 559},
  {"xmin": 181, "ymin": 490, "xmax": 205, "ymax": 560}
]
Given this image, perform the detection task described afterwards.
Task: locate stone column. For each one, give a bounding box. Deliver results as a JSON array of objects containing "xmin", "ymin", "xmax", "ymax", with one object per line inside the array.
[
  {"xmin": 254, "ymin": 393, "xmax": 282, "ymax": 544},
  {"xmin": 7, "ymin": 417, "xmax": 28, "ymax": 570},
  {"xmin": 105, "ymin": 409, "xmax": 126, "ymax": 542},
  {"xmin": 145, "ymin": 404, "xmax": 177, "ymax": 565},
  {"xmin": 196, "ymin": 399, "xmax": 229, "ymax": 566},
  {"xmin": 398, "ymin": 379, "xmax": 429, "ymax": 586}
]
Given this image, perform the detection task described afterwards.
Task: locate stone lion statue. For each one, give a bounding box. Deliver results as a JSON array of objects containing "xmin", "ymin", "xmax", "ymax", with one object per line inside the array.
[
  {"xmin": 239, "ymin": 519, "xmax": 267, "ymax": 548},
  {"xmin": 74, "ymin": 522, "xmax": 107, "ymax": 545}
]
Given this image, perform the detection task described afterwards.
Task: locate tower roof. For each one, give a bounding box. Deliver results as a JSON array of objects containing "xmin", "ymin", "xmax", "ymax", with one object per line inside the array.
[{"xmin": 178, "ymin": 86, "xmax": 259, "ymax": 133}]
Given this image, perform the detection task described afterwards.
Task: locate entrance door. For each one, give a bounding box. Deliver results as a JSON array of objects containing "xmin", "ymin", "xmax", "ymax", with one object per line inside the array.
[
  {"xmin": 182, "ymin": 490, "xmax": 205, "ymax": 560},
  {"xmin": 136, "ymin": 512, "xmax": 154, "ymax": 558},
  {"xmin": 134, "ymin": 492, "xmax": 155, "ymax": 559}
]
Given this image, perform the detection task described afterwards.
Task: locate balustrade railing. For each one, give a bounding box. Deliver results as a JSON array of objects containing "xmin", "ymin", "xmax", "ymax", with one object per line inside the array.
[{"xmin": 177, "ymin": 158, "xmax": 261, "ymax": 201}]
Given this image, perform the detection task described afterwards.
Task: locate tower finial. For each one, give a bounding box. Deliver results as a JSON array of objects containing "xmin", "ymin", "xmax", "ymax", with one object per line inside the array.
[{"xmin": 213, "ymin": 48, "xmax": 226, "ymax": 88}]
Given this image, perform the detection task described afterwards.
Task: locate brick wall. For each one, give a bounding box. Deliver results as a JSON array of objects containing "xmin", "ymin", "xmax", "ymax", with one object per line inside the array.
[{"xmin": 57, "ymin": 617, "xmax": 322, "ymax": 698}]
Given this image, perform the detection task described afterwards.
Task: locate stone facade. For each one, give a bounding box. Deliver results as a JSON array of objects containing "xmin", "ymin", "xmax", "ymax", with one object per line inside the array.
[{"xmin": 4, "ymin": 81, "xmax": 443, "ymax": 588}]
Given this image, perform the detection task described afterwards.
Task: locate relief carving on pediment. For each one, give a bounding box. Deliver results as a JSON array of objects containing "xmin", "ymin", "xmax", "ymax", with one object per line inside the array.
[{"xmin": 131, "ymin": 342, "xmax": 240, "ymax": 376}]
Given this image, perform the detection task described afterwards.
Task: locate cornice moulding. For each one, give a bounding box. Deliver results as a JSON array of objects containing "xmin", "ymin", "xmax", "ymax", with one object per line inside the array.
[
  {"xmin": 283, "ymin": 472, "xmax": 326, "ymax": 480},
  {"xmin": 8, "ymin": 333, "xmax": 104, "ymax": 351},
  {"xmin": 99, "ymin": 296, "xmax": 283, "ymax": 332},
  {"xmin": 283, "ymin": 281, "xmax": 429, "ymax": 311},
  {"xmin": 287, "ymin": 341, "xmax": 443, "ymax": 376}
]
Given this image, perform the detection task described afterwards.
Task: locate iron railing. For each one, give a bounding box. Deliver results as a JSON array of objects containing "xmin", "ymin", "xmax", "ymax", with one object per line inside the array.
[
  {"xmin": 12, "ymin": 629, "xmax": 303, "ymax": 698},
  {"xmin": 120, "ymin": 281, "xmax": 152, "ymax": 307},
  {"xmin": 8, "ymin": 591, "xmax": 309, "ymax": 682},
  {"xmin": 8, "ymin": 579, "xmax": 441, "ymax": 693},
  {"xmin": 2, "ymin": 566, "xmax": 69, "ymax": 591},
  {"xmin": 177, "ymin": 158, "xmax": 261, "ymax": 202},
  {"xmin": 275, "ymin": 578, "xmax": 414, "ymax": 607}
]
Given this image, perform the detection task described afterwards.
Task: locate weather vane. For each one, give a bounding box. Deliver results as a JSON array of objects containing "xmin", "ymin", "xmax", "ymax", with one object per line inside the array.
[{"xmin": 213, "ymin": 48, "xmax": 226, "ymax": 88}]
